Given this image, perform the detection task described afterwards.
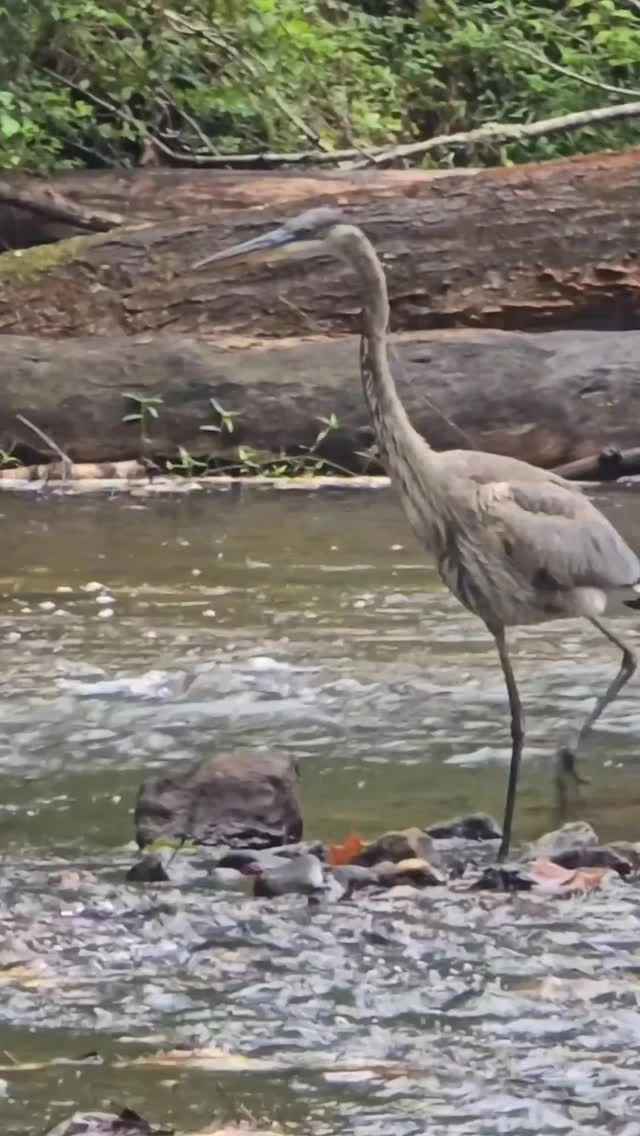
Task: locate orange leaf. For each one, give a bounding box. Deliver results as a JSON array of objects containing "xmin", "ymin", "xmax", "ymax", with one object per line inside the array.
[
  {"xmin": 328, "ymin": 833, "xmax": 367, "ymax": 866},
  {"xmin": 530, "ymin": 858, "xmax": 614, "ymax": 893}
]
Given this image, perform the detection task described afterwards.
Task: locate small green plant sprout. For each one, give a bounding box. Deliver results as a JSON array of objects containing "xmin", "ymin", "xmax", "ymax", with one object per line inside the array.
[
  {"xmin": 236, "ymin": 445, "xmax": 264, "ymax": 473},
  {"xmin": 166, "ymin": 446, "xmax": 209, "ymax": 476},
  {"xmin": 313, "ymin": 412, "xmax": 340, "ymax": 449},
  {"xmin": 0, "ymin": 449, "xmax": 22, "ymax": 469},
  {"xmin": 200, "ymin": 396, "xmax": 243, "ymax": 437},
  {"xmin": 122, "ymin": 392, "xmax": 163, "ymax": 449}
]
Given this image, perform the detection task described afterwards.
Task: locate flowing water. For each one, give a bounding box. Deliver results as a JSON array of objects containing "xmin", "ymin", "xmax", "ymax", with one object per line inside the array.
[{"xmin": 2, "ymin": 485, "xmax": 640, "ymax": 1135}]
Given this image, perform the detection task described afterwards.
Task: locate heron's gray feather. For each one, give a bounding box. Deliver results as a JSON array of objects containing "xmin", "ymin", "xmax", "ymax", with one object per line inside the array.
[
  {"xmin": 441, "ymin": 449, "xmax": 580, "ymax": 492},
  {"xmin": 477, "ymin": 478, "xmax": 640, "ymax": 592}
]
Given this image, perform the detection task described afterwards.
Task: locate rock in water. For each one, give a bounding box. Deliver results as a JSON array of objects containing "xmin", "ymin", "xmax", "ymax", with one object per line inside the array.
[
  {"xmin": 125, "ymin": 854, "xmax": 170, "ymax": 884},
  {"xmin": 134, "ymin": 750, "xmax": 303, "ymax": 850},
  {"xmin": 523, "ymin": 821, "xmax": 599, "ymax": 861},
  {"xmin": 427, "ymin": 813, "xmax": 502, "ymax": 842},
  {"xmin": 250, "ymin": 853, "xmax": 325, "ymax": 899},
  {"xmin": 43, "ymin": 1108, "xmax": 166, "ymax": 1135},
  {"xmin": 353, "ymin": 827, "xmax": 434, "ymax": 867}
]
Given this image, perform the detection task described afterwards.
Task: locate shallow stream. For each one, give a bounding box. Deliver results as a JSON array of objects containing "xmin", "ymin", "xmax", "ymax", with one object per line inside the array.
[{"xmin": 2, "ymin": 486, "xmax": 640, "ymax": 1135}]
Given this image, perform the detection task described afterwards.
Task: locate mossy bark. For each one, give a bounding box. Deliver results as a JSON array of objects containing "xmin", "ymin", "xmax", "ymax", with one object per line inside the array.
[{"xmin": 1, "ymin": 149, "xmax": 640, "ymax": 338}]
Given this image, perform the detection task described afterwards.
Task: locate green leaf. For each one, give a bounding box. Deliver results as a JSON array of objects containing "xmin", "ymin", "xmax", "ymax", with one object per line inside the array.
[{"xmin": 0, "ymin": 113, "xmax": 20, "ymax": 138}]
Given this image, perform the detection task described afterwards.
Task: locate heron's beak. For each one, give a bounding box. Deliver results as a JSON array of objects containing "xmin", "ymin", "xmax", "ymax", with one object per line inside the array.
[
  {"xmin": 192, "ymin": 226, "xmax": 321, "ymax": 271},
  {"xmin": 193, "ymin": 226, "xmax": 297, "ymax": 270}
]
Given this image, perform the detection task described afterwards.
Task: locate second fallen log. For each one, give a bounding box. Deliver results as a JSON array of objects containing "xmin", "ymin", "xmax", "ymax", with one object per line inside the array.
[{"xmin": 1, "ymin": 328, "xmax": 640, "ymax": 469}]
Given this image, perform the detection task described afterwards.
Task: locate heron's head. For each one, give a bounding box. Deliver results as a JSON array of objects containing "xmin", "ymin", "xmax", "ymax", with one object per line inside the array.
[{"xmin": 192, "ymin": 206, "xmax": 358, "ymax": 271}]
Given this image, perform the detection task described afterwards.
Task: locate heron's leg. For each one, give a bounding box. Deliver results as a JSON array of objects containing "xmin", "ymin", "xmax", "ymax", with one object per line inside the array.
[
  {"xmin": 556, "ymin": 617, "xmax": 637, "ymax": 812},
  {"xmin": 492, "ymin": 628, "xmax": 525, "ymax": 862}
]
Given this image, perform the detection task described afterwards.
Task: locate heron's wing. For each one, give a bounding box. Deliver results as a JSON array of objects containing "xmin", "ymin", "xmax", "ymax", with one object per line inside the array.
[
  {"xmin": 443, "ymin": 449, "xmax": 581, "ymax": 492},
  {"xmin": 477, "ymin": 478, "xmax": 640, "ymax": 591}
]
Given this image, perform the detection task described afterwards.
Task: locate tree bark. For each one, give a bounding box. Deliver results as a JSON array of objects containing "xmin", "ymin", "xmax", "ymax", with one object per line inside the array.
[
  {"xmin": 1, "ymin": 148, "xmax": 640, "ymax": 338},
  {"xmin": 1, "ymin": 328, "xmax": 639, "ymax": 468}
]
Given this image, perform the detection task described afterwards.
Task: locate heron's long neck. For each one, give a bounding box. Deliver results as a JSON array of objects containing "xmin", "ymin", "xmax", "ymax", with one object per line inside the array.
[
  {"xmin": 351, "ymin": 236, "xmax": 468, "ymax": 555},
  {"xmin": 353, "ymin": 239, "xmax": 435, "ymax": 477}
]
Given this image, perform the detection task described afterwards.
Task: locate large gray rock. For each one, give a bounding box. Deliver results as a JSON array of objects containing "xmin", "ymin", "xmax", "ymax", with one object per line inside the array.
[{"xmin": 134, "ymin": 750, "xmax": 303, "ymax": 850}]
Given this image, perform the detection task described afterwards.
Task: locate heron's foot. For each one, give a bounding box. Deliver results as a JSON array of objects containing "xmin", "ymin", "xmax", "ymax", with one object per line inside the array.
[{"xmin": 554, "ymin": 746, "xmax": 590, "ymax": 819}]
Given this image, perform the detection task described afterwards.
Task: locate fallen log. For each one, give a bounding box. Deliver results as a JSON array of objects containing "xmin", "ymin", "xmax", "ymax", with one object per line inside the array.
[
  {"xmin": 1, "ymin": 328, "xmax": 639, "ymax": 469},
  {"xmin": 552, "ymin": 446, "xmax": 640, "ymax": 482},
  {"xmin": 2, "ymin": 149, "xmax": 640, "ymax": 338},
  {"xmin": 0, "ymin": 176, "xmax": 123, "ymax": 251}
]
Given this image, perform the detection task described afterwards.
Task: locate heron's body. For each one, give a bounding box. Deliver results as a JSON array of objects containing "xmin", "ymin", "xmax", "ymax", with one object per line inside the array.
[
  {"xmin": 194, "ymin": 206, "xmax": 640, "ymax": 859},
  {"xmin": 387, "ymin": 439, "xmax": 638, "ymax": 629}
]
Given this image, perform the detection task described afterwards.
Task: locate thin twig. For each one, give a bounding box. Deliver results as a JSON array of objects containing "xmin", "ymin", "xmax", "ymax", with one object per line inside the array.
[
  {"xmin": 159, "ymin": 91, "xmax": 222, "ymax": 156},
  {"xmin": 506, "ymin": 40, "xmax": 640, "ymax": 100},
  {"xmin": 16, "ymin": 415, "xmax": 72, "ymax": 469}
]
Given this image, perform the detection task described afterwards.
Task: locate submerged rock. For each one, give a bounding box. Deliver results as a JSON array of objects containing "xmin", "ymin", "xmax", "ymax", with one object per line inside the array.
[
  {"xmin": 125, "ymin": 855, "xmax": 170, "ymax": 884},
  {"xmin": 523, "ymin": 821, "xmax": 599, "ymax": 861},
  {"xmin": 427, "ymin": 813, "xmax": 502, "ymax": 842},
  {"xmin": 331, "ymin": 863, "xmax": 380, "ymax": 893},
  {"xmin": 134, "ymin": 750, "xmax": 303, "ymax": 850},
  {"xmin": 471, "ymin": 865, "xmax": 534, "ymax": 892},
  {"xmin": 551, "ymin": 845, "xmax": 633, "ymax": 878},
  {"xmin": 44, "ymin": 1108, "xmax": 168, "ymax": 1136},
  {"xmin": 248, "ymin": 852, "xmax": 325, "ymax": 899},
  {"xmin": 353, "ymin": 827, "xmax": 434, "ymax": 867}
]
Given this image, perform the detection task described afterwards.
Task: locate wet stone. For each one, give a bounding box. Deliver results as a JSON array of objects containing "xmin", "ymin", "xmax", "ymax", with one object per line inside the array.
[
  {"xmin": 376, "ymin": 857, "xmax": 445, "ymax": 888},
  {"xmin": 125, "ymin": 855, "xmax": 170, "ymax": 884},
  {"xmin": 427, "ymin": 812, "xmax": 502, "ymax": 842},
  {"xmin": 353, "ymin": 826, "xmax": 433, "ymax": 867},
  {"xmin": 523, "ymin": 820, "xmax": 599, "ymax": 861},
  {"xmin": 250, "ymin": 852, "xmax": 325, "ymax": 899},
  {"xmin": 134, "ymin": 749, "xmax": 303, "ymax": 850},
  {"xmin": 471, "ymin": 865, "xmax": 534, "ymax": 892},
  {"xmin": 330, "ymin": 863, "xmax": 380, "ymax": 893},
  {"xmin": 608, "ymin": 840, "xmax": 640, "ymax": 873},
  {"xmin": 551, "ymin": 845, "xmax": 633, "ymax": 878},
  {"xmin": 44, "ymin": 1108, "xmax": 168, "ymax": 1136}
]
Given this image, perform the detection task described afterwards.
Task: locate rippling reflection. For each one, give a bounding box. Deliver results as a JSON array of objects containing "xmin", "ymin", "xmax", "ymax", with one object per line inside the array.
[{"xmin": 1, "ymin": 485, "xmax": 640, "ymax": 1135}]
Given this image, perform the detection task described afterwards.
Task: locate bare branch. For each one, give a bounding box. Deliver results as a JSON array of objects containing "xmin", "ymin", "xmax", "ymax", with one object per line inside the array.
[
  {"xmin": 506, "ymin": 40, "xmax": 640, "ymax": 100},
  {"xmin": 0, "ymin": 180, "xmax": 121, "ymax": 231},
  {"xmin": 44, "ymin": 101, "xmax": 640, "ymax": 170},
  {"xmin": 16, "ymin": 415, "xmax": 72, "ymax": 471},
  {"xmin": 353, "ymin": 103, "xmax": 640, "ymax": 169}
]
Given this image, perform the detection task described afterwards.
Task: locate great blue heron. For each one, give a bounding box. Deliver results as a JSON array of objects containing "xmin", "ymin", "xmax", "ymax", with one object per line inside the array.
[{"xmin": 193, "ymin": 206, "xmax": 640, "ymax": 860}]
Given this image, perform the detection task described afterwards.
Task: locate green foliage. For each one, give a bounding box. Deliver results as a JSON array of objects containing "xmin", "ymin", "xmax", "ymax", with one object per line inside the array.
[{"xmin": 1, "ymin": 0, "xmax": 640, "ymax": 173}]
